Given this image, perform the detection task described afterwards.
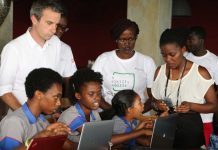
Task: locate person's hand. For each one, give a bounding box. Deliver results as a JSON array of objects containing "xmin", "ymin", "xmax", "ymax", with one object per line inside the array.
[
  {"xmin": 175, "ymin": 101, "xmax": 192, "ymax": 113},
  {"xmin": 136, "ymin": 121, "xmax": 148, "ymax": 130},
  {"xmin": 34, "ymin": 122, "xmax": 72, "ymax": 138},
  {"xmin": 142, "ymin": 128, "xmax": 153, "ymax": 136},
  {"xmin": 156, "ymin": 100, "xmax": 169, "ymax": 111},
  {"xmin": 135, "ymin": 120, "xmax": 153, "ymax": 129},
  {"xmin": 144, "ymin": 121, "xmax": 153, "ymax": 129}
]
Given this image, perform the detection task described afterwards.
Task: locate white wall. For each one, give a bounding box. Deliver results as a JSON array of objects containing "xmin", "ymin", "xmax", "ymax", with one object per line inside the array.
[
  {"xmin": 0, "ymin": 1, "xmax": 13, "ymax": 53},
  {"xmin": 127, "ymin": 0, "xmax": 172, "ymax": 66}
]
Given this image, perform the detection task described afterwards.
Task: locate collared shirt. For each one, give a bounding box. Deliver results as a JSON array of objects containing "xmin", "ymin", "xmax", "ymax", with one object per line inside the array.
[
  {"xmin": 112, "ymin": 115, "xmax": 138, "ymax": 147},
  {"xmin": 0, "ymin": 103, "xmax": 49, "ymax": 150},
  {"xmin": 0, "ymin": 29, "xmax": 77, "ymax": 104},
  {"xmin": 58, "ymin": 103, "xmax": 101, "ymax": 143}
]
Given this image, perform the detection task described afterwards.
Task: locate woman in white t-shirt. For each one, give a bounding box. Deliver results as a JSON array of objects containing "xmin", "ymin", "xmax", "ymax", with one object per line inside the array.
[
  {"xmin": 92, "ymin": 19, "xmax": 156, "ymax": 118},
  {"xmin": 151, "ymin": 28, "xmax": 218, "ymax": 148}
]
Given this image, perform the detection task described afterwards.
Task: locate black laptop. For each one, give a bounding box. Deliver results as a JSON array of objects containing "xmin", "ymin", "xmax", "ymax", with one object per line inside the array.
[{"xmin": 132, "ymin": 114, "xmax": 177, "ymax": 150}]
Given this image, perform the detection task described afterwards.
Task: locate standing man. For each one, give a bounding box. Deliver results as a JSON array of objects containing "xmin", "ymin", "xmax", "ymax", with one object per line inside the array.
[
  {"xmin": 186, "ymin": 26, "xmax": 218, "ymax": 147},
  {"xmin": 186, "ymin": 26, "xmax": 218, "ymax": 89},
  {"xmin": 0, "ymin": 0, "xmax": 76, "ymax": 111}
]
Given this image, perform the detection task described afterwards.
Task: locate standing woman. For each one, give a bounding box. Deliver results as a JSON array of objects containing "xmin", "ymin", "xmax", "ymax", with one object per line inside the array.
[
  {"xmin": 92, "ymin": 19, "xmax": 156, "ymax": 115},
  {"xmin": 151, "ymin": 28, "xmax": 218, "ymax": 148}
]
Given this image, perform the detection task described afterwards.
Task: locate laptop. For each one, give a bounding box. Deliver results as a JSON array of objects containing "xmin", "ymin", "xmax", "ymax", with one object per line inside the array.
[
  {"xmin": 77, "ymin": 120, "xmax": 114, "ymax": 150},
  {"xmin": 149, "ymin": 113, "xmax": 177, "ymax": 148},
  {"xmin": 27, "ymin": 134, "xmax": 67, "ymax": 150}
]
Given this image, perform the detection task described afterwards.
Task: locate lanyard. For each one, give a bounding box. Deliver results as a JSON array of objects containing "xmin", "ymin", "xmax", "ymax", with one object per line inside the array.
[
  {"xmin": 75, "ymin": 103, "xmax": 96, "ymax": 121},
  {"xmin": 164, "ymin": 59, "xmax": 187, "ymax": 107},
  {"xmin": 118, "ymin": 116, "xmax": 137, "ymax": 146}
]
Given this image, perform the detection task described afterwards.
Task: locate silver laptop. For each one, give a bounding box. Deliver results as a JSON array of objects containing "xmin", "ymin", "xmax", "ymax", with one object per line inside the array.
[
  {"xmin": 77, "ymin": 120, "xmax": 114, "ymax": 150},
  {"xmin": 150, "ymin": 113, "xmax": 177, "ymax": 148}
]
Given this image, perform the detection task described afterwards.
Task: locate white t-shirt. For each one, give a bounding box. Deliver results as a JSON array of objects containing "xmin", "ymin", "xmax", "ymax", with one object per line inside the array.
[
  {"xmin": 152, "ymin": 63, "xmax": 214, "ymax": 123},
  {"xmin": 0, "ymin": 29, "xmax": 77, "ymax": 104},
  {"xmin": 92, "ymin": 50, "xmax": 156, "ymax": 104},
  {"xmin": 185, "ymin": 50, "xmax": 218, "ymax": 85}
]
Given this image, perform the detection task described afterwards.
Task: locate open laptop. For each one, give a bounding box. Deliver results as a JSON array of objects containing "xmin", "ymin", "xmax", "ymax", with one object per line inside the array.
[
  {"xmin": 77, "ymin": 120, "xmax": 114, "ymax": 150},
  {"xmin": 27, "ymin": 134, "xmax": 67, "ymax": 150},
  {"xmin": 132, "ymin": 114, "xmax": 177, "ymax": 150},
  {"xmin": 149, "ymin": 113, "xmax": 177, "ymax": 148}
]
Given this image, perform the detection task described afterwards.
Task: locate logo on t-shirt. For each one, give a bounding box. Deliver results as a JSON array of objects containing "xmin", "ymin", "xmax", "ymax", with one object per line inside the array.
[{"xmin": 111, "ymin": 72, "xmax": 135, "ymax": 91}]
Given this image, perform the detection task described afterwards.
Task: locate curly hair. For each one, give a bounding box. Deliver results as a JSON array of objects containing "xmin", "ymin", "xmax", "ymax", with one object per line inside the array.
[
  {"xmin": 112, "ymin": 89, "xmax": 138, "ymax": 116},
  {"xmin": 159, "ymin": 28, "xmax": 189, "ymax": 48},
  {"xmin": 110, "ymin": 19, "xmax": 139, "ymax": 40},
  {"xmin": 69, "ymin": 68, "xmax": 103, "ymax": 104},
  {"xmin": 25, "ymin": 68, "xmax": 63, "ymax": 99}
]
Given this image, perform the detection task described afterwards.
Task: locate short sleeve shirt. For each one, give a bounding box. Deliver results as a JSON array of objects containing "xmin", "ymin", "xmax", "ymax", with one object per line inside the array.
[
  {"xmin": 112, "ymin": 115, "xmax": 138, "ymax": 134},
  {"xmin": 92, "ymin": 50, "xmax": 156, "ymax": 104},
  {"xmin": 0, "ymin": 103, "xmax": 49, "ymax": 149},
  {"xmin": 0, "ymin": 29, "xmax": 76, "ymax": 105},
  {"xmin": 58, "ymin": 103, "xmax": 101, "ymax": 143}
]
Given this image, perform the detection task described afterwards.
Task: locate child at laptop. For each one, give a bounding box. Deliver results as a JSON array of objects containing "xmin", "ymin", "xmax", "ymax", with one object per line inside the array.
[
  {"xmin": 111, "ymin": 90, "xmax": 153, "ymax": 149},
  {"xmin": 58, "ymin": 68, "xmax": 102, "ymax": 144},
  {"xmin": 0, "ymin": 68, "xmax": 75, "ymax": 150}
]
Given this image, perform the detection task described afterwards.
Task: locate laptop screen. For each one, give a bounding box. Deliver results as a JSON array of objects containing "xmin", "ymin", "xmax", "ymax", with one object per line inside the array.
[
  {"xmin": 150, "ymin": 114, "xmax": 177, "ymax": 148},
  {"xmin": 77, "ymin": 120, "xmax": 114, "ymax": 150}
]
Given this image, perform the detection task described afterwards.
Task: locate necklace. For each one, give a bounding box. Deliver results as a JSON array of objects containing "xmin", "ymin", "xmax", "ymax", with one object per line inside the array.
[{"xmin": 164, "ymin": 59, "xmax": 187, "ymax": 107}]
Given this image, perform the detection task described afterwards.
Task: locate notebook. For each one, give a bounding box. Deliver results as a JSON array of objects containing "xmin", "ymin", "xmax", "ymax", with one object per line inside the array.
[
  {"xmin": 27, "ymin": 134, "xmax": 67, "ymax": 150},
  {"xmin": 77, "ymin": 120, "xmax": 114, "ymax": 150},
  {"xmin": 149, "ymin": 113, "xmax": 177, "ymax": 148}
]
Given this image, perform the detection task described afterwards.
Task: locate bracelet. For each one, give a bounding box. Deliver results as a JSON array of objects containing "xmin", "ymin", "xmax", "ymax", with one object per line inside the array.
[{"xmin": 25, "ymin": 138, "xmax": 32, "ymax": 148}]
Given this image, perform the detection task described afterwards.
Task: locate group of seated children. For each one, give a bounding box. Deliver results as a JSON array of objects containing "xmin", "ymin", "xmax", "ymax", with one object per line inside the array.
[
  {"xmin": 0, "ymin": 68, "xmax": 155, "ymax": 150},
  {"xmin": 57, "ymin": 68, "xmax": 154, "ymax": 148},
  {"xmin": 0, "ymin": 68, "xmax": 76, "ymax": 150}
]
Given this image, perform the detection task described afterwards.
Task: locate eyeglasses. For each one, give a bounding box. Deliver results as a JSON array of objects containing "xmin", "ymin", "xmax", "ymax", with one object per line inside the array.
[
  {"xmin": 57, "ymin": 24, "xmax": 69, "ymax": 32},
  {"xmin": 117, "ymin": 38, "xmax": 136, "ymax": 44}
]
